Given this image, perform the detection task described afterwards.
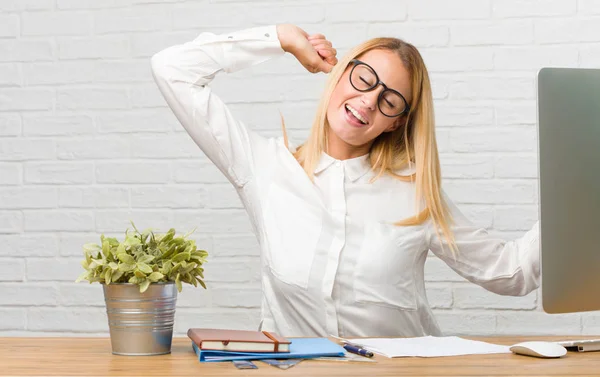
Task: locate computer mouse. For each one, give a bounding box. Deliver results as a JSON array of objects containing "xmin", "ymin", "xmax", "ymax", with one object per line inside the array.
[{"xmin": 509, "ymin": 341, "xmax": 567, "ymax": 358}]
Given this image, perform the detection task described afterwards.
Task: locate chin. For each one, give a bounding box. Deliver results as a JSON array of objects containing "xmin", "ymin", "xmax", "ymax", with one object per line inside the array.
[
  {"xmin": 328, "ymin": 123, "xmax": 365, "ymax": 147},
  {"xmin": 330, "ymin": 110, "xmax": 365, "ymax": 143}
]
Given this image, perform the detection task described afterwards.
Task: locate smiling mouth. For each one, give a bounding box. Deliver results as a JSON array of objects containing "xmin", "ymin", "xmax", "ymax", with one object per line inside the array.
[{"xmin": 345, "ymin": 104, "xmax": 368, "ymax": 125}]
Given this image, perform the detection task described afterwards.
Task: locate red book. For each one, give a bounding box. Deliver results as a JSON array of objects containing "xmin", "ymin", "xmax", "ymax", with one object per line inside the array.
[{"xmin": 187, "ymin": 328, "xmax": 291, "ymax": 353}]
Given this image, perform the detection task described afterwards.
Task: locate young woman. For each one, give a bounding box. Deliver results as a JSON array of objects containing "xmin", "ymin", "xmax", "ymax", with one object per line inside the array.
[{"xmin": 151, "ymin": 23, "xmax": 540, "ymax": 337}]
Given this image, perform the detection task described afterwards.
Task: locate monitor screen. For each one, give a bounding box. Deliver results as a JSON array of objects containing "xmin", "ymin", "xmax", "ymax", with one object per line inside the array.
[{"xmin": 538, "ymin": 67, "xmax": 600, "ymax": 314}]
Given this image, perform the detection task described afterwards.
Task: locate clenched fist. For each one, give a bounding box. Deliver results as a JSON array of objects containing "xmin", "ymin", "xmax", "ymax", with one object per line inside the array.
[{"xmin": 277, "ymin": 24, "xmax": 338, "ymax": 74}]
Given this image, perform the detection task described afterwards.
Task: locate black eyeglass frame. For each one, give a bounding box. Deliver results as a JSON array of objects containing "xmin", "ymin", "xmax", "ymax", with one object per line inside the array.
[{"xmin": 349, "ymin": 59, "xmax": 411, "ymax": 118}]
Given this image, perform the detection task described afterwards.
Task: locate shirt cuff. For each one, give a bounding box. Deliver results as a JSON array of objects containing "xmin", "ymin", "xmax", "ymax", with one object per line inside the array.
[
  {"xmin": 225, "ymin": 24, "xmax": 281, "ymax": 43},
  {"xmin": 192, "ymin": 25, "xmax": 285, "ymax": 74}
]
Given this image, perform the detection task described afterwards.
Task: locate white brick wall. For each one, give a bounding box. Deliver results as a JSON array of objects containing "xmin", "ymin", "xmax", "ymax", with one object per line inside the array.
[{"xmin": 1, "ymin": 0, "xmax": 598, "ymax": 337}]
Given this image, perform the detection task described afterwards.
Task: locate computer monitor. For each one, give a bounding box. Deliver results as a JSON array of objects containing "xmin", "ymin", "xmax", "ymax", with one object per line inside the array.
[{"xmin": 538, "ymin": 67, "xmax": 600, "ymax": 314}]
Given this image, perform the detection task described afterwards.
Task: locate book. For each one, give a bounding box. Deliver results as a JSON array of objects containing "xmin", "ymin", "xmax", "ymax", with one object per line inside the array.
[
  {"xmin": 187, "ymin": 328, "xmax": 291, "ymax": 353},
  {"xmin": 191, "ymin": 337, "xmax": 346, "ymax": 362}
]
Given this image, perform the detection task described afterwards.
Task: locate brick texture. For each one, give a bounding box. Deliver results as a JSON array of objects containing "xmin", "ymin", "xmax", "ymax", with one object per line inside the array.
[{"xmin": 1, "ymin": 0, "xmax": 598, "ymax": 337}]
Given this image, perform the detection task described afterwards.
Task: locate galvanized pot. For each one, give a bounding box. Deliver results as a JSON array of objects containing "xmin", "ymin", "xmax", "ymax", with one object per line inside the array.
[{"xmin": 103, "ymin": 282, "xmax": 177, "ymax": 356}]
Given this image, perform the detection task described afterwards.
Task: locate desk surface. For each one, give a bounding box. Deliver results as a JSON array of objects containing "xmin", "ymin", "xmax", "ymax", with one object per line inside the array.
[{"xmin": 2, "ymin": 336, "xmax": 599, "ymax": 377}]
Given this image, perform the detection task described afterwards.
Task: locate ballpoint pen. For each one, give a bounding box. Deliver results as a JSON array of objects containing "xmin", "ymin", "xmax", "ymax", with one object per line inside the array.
[{"xmin": 343, "ymin": 343, "xmax": 374, "ymax": 358}]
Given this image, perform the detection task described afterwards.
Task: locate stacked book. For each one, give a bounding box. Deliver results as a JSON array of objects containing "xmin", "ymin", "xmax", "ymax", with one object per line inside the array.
[{"xmin": 187, "ymin": 328, "xmax": 345, "ymax": 362}]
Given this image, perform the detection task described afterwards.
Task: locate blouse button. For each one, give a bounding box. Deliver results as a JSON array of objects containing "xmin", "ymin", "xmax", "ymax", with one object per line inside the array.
[
  {"xmin": 335, "ymin": 162, "xmax": 341, "ymax": 167},
  {"xmin": 228, "ymin": 36, "xmax": 233, "ymax": 39},
  {"xmin": 264, "ymin": 33, "xmax": 270, "ymax": 37}
]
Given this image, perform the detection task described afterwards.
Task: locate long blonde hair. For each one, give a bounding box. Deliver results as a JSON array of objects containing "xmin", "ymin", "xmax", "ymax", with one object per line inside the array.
[{"xmin": 282, "ymin": 38, "xmax": 457, "ymax": 254}]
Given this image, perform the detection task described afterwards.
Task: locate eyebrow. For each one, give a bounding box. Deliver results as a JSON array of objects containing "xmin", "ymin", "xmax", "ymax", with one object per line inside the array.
[{"xmin": 359, "ymin": 60, "xmax": 407, "ymax": 97}]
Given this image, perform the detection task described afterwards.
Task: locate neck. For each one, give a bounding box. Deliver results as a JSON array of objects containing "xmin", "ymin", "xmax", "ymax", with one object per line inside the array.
[{"xmin": 327, "ymin": 132, "xmax": 371, "ymax": 160}]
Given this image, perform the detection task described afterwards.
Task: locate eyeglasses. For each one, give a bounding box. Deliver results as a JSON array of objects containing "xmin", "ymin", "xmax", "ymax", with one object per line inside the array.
[{"xmin": 348, "ymin": 59, "xmax": 410, "ymax": 118}]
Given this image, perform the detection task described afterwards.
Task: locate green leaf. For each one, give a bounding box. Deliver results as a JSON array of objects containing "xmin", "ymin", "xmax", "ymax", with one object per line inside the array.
[
  {"xmin": 160, "ymin": 229, "xmax": 175, "ymax": 243},
  {"xmin": 83, "ymin": 243, "xmax": 101, "ymax": 252},
  {"xmin": 171, "ymin": 251, "xmax": 190, "ymax": 263},
  {"xmin": 136, "ymin": 262, "xmax": 152, "ymax": 274},
  {"xmin": 134, "ymin": 269, "xmax": 147, "ymax": 279},
  {"xmin": 106, "ymin": 237, "xmax": 120, "ymax": 247},
  {"xmin": 117, "ymin": 253, "xmax": 135, "ymax": 264},
  {"xmin": 124, "ymin": 236, "xmax": 141, "ymax": 247},
  {"xmin": 182, "ymin": 263, "xmax": 194, "ymax": 274},
  {"xmin": 101, "ymin": 239, "xmax": 110, "ymax": 257},
  {"xmin": 160, "ymin": 263, "xmax": 172, "ymax": 276},
  {"xmin": 75, "ymin": 271, "xmax": 89, "ymax": 283},
  {"xmin": 105, "ymin": 269, "xmax": 112, "ymax": 284},
  {"xmin": 128, "ymin": 276, "xmax": 143, "ymax": 284},
  {"xmin": 83, "ymin": 243, "xmax": 102, "ymax": 258},
  {"xmin": 190, "ymin": 254, "xmax": 205, "ymax": 262},
  {"xmin": 141, "ymin": 228, "xmax": 153, "ymax": 243},
  {"xmin": 137, "ymin": 255, "xmax": 154, "ymax": 264},
  {"xmin": 175, "ymin": 273, "xmax": 182, "ymax": 292},
  {"xmin": 108, "ymin": 262, "xmax": 118, "ymax": 270},
  {"xmin": 112, "ymin": 269, "xmax": 124, "ymax": 282},
  {"xmin": 139, "ymin": 279, "xmax": 151, "ymax": 293},
  {"xmin": 160, "ymin": 244, "xmax": 177, "ymax": 260},
  {"xmin": 147, "ymin": 272, "xmax": 164, "ymax": 282},
  {"xmin": 183, "ymin": 226, "xmax": 197, "ymax": 238},
  {"xmin": 171, "ymin": 262, "xmax": 182, "ymax": 273},
  {"xmin": 129, "ymin": 220, "xmax": 141, "ymax": 234},
  {"xmin": 118, "ymin": 263, "xmax": 135, "ymax": 272},
  {"xmin": 198, "ymin": 279, "xmax": 206, "ymax": 289}
]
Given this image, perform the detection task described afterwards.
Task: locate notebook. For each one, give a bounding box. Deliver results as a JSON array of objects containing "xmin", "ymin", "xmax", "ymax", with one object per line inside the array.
[
  {"xmin": 191, "ymin": 337, "xmax": 346, "ymax": 362},
  {"xmin": 187, "ymin": 328, "xmax": 291, "ymax": 353}
]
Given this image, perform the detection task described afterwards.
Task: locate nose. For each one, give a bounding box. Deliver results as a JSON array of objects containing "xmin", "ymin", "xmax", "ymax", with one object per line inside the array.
[{"xmin": 360, "ymin": 86, "xmax": 383, "ymax": 111}]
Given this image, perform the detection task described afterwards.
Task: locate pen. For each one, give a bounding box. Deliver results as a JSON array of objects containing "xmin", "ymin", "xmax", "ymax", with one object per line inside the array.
[{"xmin": 343, "ymin": 343, "xmax": 374, "ymax": 358}]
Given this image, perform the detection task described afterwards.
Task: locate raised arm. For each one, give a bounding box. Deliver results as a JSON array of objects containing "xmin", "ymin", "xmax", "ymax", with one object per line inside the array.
[
  {"xmin": 428, "ymin": 193, "xmax": 540, "ymax": 296},
  {"xmin": 151, "ymin": 24, "xmax": 337, "ymax": 188},
  {"xmin": 151, "ymin": 25, "xmax": 285, "ymax": 187}
]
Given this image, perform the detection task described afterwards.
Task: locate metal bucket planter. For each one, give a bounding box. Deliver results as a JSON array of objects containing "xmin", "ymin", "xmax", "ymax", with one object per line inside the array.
[{"xmin": 103, "ymin": 282, "xmax": 177, "ymax": 356}]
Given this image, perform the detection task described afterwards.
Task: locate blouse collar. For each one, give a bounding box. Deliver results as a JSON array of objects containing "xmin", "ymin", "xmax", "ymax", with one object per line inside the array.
[{"xmin": 314, "ymin": 152, "xmax": 371, "ymax": 182}]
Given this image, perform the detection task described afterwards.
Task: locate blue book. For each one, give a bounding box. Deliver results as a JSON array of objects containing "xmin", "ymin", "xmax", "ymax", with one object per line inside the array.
[{"xmin": 192, "ymin": 337, "xmax": 345, "ymax": 362}]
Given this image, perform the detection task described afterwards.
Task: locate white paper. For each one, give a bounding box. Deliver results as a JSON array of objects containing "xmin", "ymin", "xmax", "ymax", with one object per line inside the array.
[{"xmin": 343, "ymin": 336, "xmax": 511, "ymax": 358}]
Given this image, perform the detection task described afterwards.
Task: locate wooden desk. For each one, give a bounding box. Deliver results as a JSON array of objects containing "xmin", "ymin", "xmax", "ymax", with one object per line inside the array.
[{"xmin": 1, "ymin": 336, "xmax": 599, "ymax": 376}]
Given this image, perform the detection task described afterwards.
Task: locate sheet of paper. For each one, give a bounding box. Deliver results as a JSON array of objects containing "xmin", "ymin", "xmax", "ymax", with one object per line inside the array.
[{"xmin": 344, "ymin": 336, "xmax": 511, "ymax": 358}]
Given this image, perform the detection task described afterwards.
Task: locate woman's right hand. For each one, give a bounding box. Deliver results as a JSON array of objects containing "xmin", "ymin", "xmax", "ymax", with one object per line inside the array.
[{"xmin": 276, "ymin": 24, "xmax": 338, "ymax": 74}]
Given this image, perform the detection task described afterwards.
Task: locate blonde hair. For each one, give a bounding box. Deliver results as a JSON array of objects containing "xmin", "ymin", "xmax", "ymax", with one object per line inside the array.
[{"xmin": 282, "ymin": 38, "xmax": 457, "ymax": 254}]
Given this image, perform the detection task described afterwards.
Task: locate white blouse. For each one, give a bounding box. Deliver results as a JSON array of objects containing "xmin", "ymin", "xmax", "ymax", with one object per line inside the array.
[{"xmin": 151, "ymin": 24, "xmax": 540, "ymax": 338}]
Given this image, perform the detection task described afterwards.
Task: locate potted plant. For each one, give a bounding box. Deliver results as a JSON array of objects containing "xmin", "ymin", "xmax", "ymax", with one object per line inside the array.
[{"xmin": 76, "ymin": 221, "xmax": 208, "ymax": 356}]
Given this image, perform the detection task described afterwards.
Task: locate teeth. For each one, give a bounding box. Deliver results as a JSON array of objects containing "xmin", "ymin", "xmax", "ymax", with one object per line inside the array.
[{"xmin": 346, "ymin": 104, "xmax": 367, "ymax": 124}]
